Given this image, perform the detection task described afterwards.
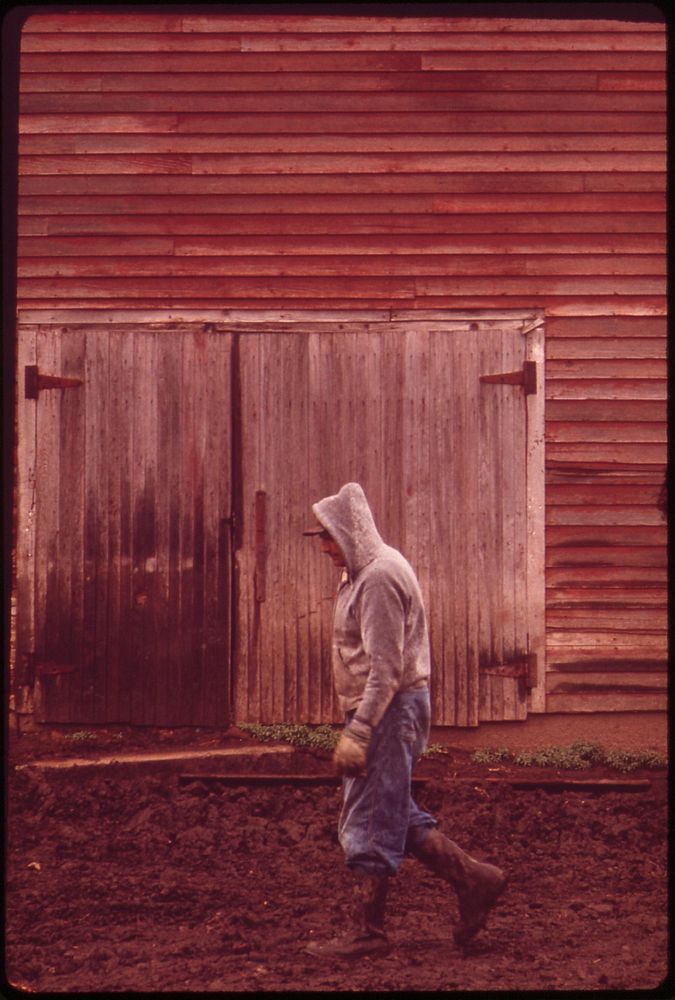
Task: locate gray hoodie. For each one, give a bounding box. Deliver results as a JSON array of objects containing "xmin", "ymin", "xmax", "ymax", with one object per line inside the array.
[{"xmin": 312, "ymin": 483, "xmax": 430, "ymax": 731}]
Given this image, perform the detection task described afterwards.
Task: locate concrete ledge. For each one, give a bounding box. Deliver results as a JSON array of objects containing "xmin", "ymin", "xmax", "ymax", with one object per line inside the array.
[{"xmin": 14, "ymin": 744, "xmax": 294, "ymax": 773}]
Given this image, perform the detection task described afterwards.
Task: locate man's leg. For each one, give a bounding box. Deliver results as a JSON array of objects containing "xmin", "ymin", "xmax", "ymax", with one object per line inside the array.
[
  {"xmin": 406, "ymin": 824, "xmax": 507, "ymax": 945},
  {"xmin": 304, "ymin": 867, "xmax": 390, "ymax": 958},
  {"xmin": 305, "ymin": 692, "xmax": 426, "ymax": 959},
  {"xmin": 337, "ymin": 690, "xmax": 433, "ymax": 875},
  {"xmin": 304, "ymin": 766, "xmax": 393, "ymax": 959}
]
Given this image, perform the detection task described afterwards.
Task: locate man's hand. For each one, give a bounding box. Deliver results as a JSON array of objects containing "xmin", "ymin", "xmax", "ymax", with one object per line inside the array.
[{"xmin": 333, "ymin": 719, "xmax": 371, "ymax": 777}]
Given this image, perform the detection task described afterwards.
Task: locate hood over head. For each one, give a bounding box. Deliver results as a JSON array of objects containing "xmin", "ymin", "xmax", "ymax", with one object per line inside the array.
[{"xmin": 312, "ymin": 482, "xmax": 384, "ymax": 577}]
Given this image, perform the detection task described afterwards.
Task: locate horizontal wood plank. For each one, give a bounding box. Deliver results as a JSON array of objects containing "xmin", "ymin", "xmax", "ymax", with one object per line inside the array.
[
  {"xmin": 546, "ymin": 443, "xmax": 666, "ymax": 464},
  {"xmin": 422, "ymin": 52, "xmax": 663, "ymax": 72},
  {"xmin": 29, "ymin": 193, "xmax": 638, "ymax": 215},
  {"xmin": 546, "ymin": 422, "xmax": 666, "ymax": 444},
  {"xmin": 19, "ymin": 177, "xmax": 665, "ymax": 198},
  {"xmin": 19, "ymin": 213, "xmax": 666, "ymax": 237},
  {"xmin": 598, "ymin": 71, "xmax": 666, "ymax": 91},
  {"xmin": 546, "ymin": 483, "xmax": 665, "ymax": 504},
  {"xmin": 546, "ymin": 466, "xmax": 664, "ymax": 484},
  {"xmin": 19, "ymin": 91, "xmax": 666, "ymax": 114},
  {"xmin": 16, "ymin": 276, "xmax": 418, "ymax": 298},
  {"xmin": 547, "ymin": 524, "xmax": 666, "ymax": 546},
  {"xmin": 21, "ymin": 15, "xmax": 665, "ymax": 33},
  {"xmin": 19, "ymin": 30, "xmax": 667, "ymax": 53},
  {"xmin": 17, "ymin": 275, "xmax": 667, "ymax": 298},
  {"xmin": 546, "ymin": 608, "xmax": 665, "ymax": 630},
  {"xmin": 19, "ymin": 133, "xmax": 668, "ymax": 155},
  {"xmin": 20, "ymin": 51, "xmax": 427, "ymax": 73},
  {"xmin": 545, "ymin": 644, "xmax": 667, "ymax": 666},
  {"xmin": 20, "ymin": 51, "xmax": 666, "ymax": 73},
  {"xmin": 16, "ymin": 234, "xmax": 667, "ymax": 257},
  {"xmin": 22, "ymin": 13, "xmax": 187, "ymax": 32},
  {"xmin": 546, "ymin": 378, "xmax": 666, "ymax": 400},
  {"xmin": 546, "ymin": 546, "xmax": 667, "ymax": 568},
  {"xmin": 548, "ymin": 672, "xmax": 667, "ymax": 690},
  {"xmin": 417, "ymin": 277, "xmax": 664, "ymax": 295},
  {"xmin": 547, "ymin": 314, "xmax": 667, "ymax": 334},
  {"xmin": 547, "ymin": 502, "xmax": 666, "ymax": 525},
  {"xmin": 15, "ymin": 254, "xmax": 667, "ymax": 279},
  {"xmin": 547, "ymin": 358, "xmax": 665, "ymax": 377},
  {"xmin": 18, "ymin": 71, "xmax": 667, "ymax": 96},
  {"xmin": 13, "ymin": 308, "xmax": 535, "ymax": 326},
  {"xmin": 430, "ymin": 193, "xmax": 666, "ymax": 212},
  {"xmin": 547, "ymin": 337, "xmax": 666, "ymax": 358},
  {"xmin": 546, "ymin": 692, "xmax": 666, "ymax": 712},
  {"xmin": 547, "ymin": 630, "xmax": 666, "ymax": 646},
  {"xmin": 14, "ymin": 297, "xmax": 667, "ymax": 317},
  {"xmin": 546, "ymin": 586, "xmax": 667, "ymax": 605},
  {"xmin": 546, "ymin": 566, "xmax": 667, "ymax": 586},
  {"xmin": 19, "ymin": 112, "xmax": 667, "ymax": 134},
  {"xmin": 20, "ymin": 151, "xmax": 666, "ymax": 175}
]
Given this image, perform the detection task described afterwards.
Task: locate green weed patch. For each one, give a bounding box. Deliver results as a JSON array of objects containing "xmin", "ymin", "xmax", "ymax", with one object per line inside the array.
[
  {"xmin": 237, "ymin": 723, "xmax": 449, "ymax": 757},
  {"xmin": 237, "ymin": 723, "xmax": 339, "ymax": 753},
  {"xmin": 471, "ymin": 741, "xmax": 666, "ymax": 773}
]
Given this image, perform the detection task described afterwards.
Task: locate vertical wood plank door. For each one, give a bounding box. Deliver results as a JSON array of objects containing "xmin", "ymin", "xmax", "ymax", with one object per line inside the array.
[
  {"xmin": 16, "ymin": 326, "xmax": 234, "ymax": 726},
  {"xmin": 235, "ymin": 319, "xmax": 544, "ymax": 726}
]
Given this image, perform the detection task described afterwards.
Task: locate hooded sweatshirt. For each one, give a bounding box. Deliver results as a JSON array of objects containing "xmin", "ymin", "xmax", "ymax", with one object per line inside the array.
[{"xmin": 312, "ymin": 483, "xmax": 430, "ymax": 731}]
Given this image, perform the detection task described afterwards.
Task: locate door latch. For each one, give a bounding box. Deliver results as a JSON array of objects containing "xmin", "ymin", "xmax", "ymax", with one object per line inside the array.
[{"xmin": 254, "ymin": 490, "xmax": 267, "ymax": 603}]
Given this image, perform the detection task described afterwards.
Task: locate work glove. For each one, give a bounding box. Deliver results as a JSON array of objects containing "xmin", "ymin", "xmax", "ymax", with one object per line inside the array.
[{"xmin": 333, "ymin": 718, "xmax": 371, "ymax": 777}]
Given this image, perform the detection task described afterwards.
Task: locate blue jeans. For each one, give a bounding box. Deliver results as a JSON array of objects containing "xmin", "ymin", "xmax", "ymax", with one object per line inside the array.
[{"xmin": 338, "ymin": 687, "xmax": 437, "ymax": 876}]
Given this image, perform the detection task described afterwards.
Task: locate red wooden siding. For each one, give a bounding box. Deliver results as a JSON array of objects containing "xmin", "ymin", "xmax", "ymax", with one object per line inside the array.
[{"xmin": 16, "ymin": 13, "xmax": 667, "ymax": 715}]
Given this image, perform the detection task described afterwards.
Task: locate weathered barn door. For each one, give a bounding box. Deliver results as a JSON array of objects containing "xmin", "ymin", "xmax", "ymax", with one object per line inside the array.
[
  {"xmin": 15, "ymin": 313, "xmax": 543, "ymax": 728},
  {"xmin": 234, "ymin": 316, "xmax": 544, "ymax": 726},
  {"xmin": 16, "ymin": 324, "xmax": 233, "ymax": 726}
]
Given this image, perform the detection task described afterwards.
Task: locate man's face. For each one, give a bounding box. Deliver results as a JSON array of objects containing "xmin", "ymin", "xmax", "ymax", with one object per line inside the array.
[{"xmin": 319, "ymin": 531, "xmax": 347, "ymax": 568}]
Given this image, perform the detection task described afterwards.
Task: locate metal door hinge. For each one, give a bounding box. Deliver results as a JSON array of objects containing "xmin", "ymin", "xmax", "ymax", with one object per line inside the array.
[
  {"xmin": 35, "ymin": 661, "xmax": 79, "ymax": 678},
  {"xmin": 481, "ymin": 653, "xmax": 537, "ymax": 690},
  {"xmin": 25, "ymin": 365, "xmax": 83, "ymax": 399},
  {"xmin": 23, "ymin": 653, "xmax": 79, "ymax": 679},
  {"xmin": 480, "ymin": 360, "xmax": 537, "ymax": 395}
]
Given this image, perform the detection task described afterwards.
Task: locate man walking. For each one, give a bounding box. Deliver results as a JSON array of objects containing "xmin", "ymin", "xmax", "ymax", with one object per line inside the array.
[{"xmin": 304, "ymin": 482, "xmax": 506, "ymax": 959}]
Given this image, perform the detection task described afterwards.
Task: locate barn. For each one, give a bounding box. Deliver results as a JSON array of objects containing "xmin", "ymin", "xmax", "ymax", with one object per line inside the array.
[{"xmin": 9, "ymin": 8, "xmax": 667, "ymax": 746}]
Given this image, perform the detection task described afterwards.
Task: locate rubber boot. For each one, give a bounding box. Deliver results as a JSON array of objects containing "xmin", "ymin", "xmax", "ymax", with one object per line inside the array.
[
  {"xmin": 411, "ymin": 827, "xmax": 507, "ymax": 945},
  {"xmin": 305, "ymin": 870, "xmax": 390, "ymax": 959}
]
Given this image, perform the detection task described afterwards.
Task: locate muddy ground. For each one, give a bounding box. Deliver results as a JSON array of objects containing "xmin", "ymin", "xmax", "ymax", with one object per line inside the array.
[{"xmin": 4, "ymin": 726, "xmax": 670, "ymax": 994}]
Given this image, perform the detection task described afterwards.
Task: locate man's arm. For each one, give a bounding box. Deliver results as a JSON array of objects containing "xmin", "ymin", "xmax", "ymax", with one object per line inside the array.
[
  {"xmin": 333, "ymin": 570, "xmax": 406, "ymax": 776},
  {"xmin": 352, "ymin": 570, "xmax": 406, "ymax": 729}
]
